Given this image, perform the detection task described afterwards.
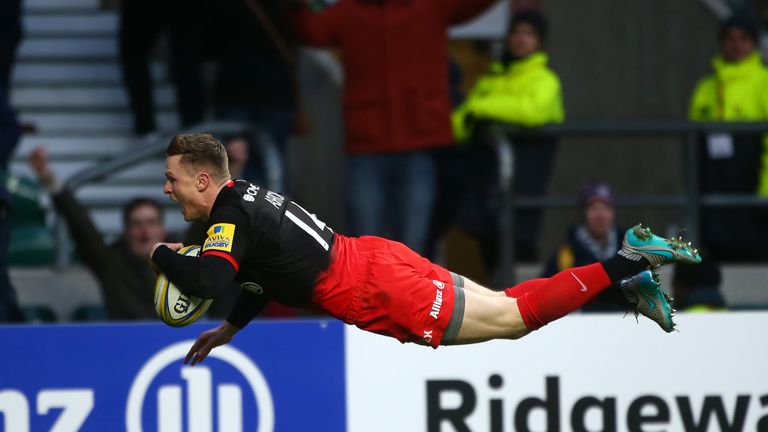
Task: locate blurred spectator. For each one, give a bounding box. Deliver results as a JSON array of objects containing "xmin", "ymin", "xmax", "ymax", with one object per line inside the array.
[
  {"xmin": 672, "ymin": 259, "xmax": 727, "ymax": 312},
  {"xmin": 0, "ymin": 0, "xmax": 21, "ymax": 91},
  {"xmin": 210, "ymin": 0, "xmax": 298, "ymax": 192},
  {"xmin": 223, "ymin": 136, "xmax": 250, "ymax": 179},
  {"xmin": 689, "ymin": 14, "xmax": 768, "ymax": 261},
  {"xmin": 452, "ymin": 9, "xmax": 563, "ymax": 265},
  {"xmin": 0, "ymin": 103, "xmax": 22, "ymax": 323},
  {"xmin": 543, "ymin": 183, "xmax": 623, "ymax": 275},
  {"xmin": 27, "ymin": 148, "xmax": 166, "ymax": 320},
  {"xmin": 119, "ymin": 0, "xmax": 207, "ymax": 135},
  {"xmin": 291, "ymin": 0, "xmax": 500, "ymax": 255},
  {"xmin": 0, "ymin": 0, "xmax": 24, "ymax": 322},
  {"xmin": 542, "ymin": 182, "xmax": 627, "ymax": 311}
]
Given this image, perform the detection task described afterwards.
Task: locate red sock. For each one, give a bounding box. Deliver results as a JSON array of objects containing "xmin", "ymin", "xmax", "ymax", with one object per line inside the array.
[
  {"xmin": 514, "ymin": 263, "xmax": 612, "ymax": 330},
  {"xmin": 504, "ymin": 278, "xmax": 548, "ymax": 298}
]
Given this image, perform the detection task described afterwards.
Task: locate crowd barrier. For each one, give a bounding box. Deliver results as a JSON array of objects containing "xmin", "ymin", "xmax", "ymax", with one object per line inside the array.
[
  {"xmin": 490, "ymin": 121, "xmax": 768, "ymax": 285},
  {"xmin": 2, "ymin": 312, "xmax": 766, "ymax": 431}
]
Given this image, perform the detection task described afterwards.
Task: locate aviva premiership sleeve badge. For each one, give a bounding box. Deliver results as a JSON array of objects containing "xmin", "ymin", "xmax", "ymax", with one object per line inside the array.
[{"xmin": 203, "ymin": 223, "xmax": 236, "ymax": 252}]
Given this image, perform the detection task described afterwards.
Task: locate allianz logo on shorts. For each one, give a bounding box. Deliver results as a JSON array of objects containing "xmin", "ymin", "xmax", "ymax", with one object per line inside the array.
[
  {"xmin": 126, "ymin": 341, "xmax": 274, "ymax": 432},
  {"xmin": 430, "ymin": 279, "xmax": 446, "ymax": 320},
  {"xmin": 424, "ymin": 280, "xmax": 447, "ymax": 344}
]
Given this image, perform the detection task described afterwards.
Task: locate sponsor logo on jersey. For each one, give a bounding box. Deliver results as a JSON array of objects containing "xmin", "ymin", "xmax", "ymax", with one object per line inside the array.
[
  {"xmin": 243, "ymin": 183, "xmax": 259, "ymax": 202},
  {"xmin": 430, "ymin": 280, "xmax": 445, "ymax": 320},
  {"xmin": 203, "ymin": 223, "xmax": 236, "ymax": 252}
]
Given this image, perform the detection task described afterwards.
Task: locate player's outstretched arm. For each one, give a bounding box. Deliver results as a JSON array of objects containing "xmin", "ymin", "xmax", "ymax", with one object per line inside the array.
[
  {"xmin": 184, "ymin": 321, "xmax": 239, "ymax": 366},
  {"xmin": 149, "ymin": 242, "xmax": 183, "ymax": 275},
  {"xmin": 151, "ymin": 242, "xmax": 237, "ymax": 299},
  {"xmin": 184, "ymin": 290, "xmax": 268, "ymax": 364}
]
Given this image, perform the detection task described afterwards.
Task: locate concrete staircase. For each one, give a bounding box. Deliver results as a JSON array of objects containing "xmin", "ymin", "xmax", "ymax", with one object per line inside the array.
[{"xmin": 10, "ymin": 0, "xmax": 187, "ymax": 240}]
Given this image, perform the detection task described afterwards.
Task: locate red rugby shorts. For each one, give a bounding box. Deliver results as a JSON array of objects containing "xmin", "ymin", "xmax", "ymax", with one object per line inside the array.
[{"xmin": 313, "ymin": 235, "xmax": 462, "ymax": 348}]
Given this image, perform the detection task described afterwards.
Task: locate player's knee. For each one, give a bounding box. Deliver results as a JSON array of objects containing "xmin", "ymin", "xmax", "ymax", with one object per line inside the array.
[{"xmin": 499, "ymin": 298, "xmax": 530, "ymax": 339}]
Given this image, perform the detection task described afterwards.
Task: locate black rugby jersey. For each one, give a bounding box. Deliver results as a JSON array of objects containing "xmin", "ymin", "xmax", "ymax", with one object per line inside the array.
[
  {"xmin": 152, "ymin": 179, "xmax": 335, "ymax": 327},
  {"xmin": 204, "ymin": 179, "xmax": 335, "ymax": 306}
]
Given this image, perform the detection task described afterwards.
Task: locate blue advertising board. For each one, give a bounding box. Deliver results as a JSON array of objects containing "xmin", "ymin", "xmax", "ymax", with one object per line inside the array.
[{"xmin": 0, "ymin": 320, "xmax": 346, "ymax": 432}]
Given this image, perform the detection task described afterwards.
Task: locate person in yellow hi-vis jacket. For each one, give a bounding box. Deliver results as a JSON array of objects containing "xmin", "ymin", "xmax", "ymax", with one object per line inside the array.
[
  {"xmin": 689, "ymin": 14, "xmax": 768, "ymax": 261},
  {"xmin": 452, "ymin": 11, "xmax": 563, "ymax": 140},
  {"xmin": 451, "ymin": 9, "xmax": 563, "ymax": 270}
]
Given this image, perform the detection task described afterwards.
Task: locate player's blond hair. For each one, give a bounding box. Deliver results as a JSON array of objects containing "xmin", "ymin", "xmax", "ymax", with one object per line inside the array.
[{"xmin": 167, "ymin": 134, "xmax": 230, "ymax": 181}]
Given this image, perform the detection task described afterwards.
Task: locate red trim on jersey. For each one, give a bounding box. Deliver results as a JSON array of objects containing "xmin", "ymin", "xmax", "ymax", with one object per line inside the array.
[
  {"xmin": 226, "ymin": 180, "xmax": 235, "ymax": 188},
  {"xmin": 202, "ymin": 250, "xmax": 239, "ymax": 272}
]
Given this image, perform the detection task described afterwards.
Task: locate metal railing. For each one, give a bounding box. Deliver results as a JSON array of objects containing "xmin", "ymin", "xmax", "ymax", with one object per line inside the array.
[
  {"xmin": 54, "ymin": 121, "xmax": 284, "ymax": 267},
  {"xmin": 490, "ymin": 121, "xmax": 768, "ymax": 285}
]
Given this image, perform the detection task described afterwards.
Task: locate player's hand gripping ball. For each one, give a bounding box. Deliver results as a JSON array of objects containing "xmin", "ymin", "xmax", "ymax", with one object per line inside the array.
[{"xmin": 154, "ymin": 245, "xmax": 213, "ymax": 327}]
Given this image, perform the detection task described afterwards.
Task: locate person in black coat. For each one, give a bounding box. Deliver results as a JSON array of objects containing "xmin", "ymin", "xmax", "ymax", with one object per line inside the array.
[
  {"xmin": 119, "ymin": 0, "xmax": 207, "ymax": 135},
  {"xmin": 0, "ymin": 0, "xmax": 24, "ymax": 322}
]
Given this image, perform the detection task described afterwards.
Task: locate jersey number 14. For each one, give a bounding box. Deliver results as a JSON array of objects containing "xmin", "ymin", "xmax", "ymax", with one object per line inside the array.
[{"xmin": 285, "ymin": 202, "xmax": 332, "ymax": 251}]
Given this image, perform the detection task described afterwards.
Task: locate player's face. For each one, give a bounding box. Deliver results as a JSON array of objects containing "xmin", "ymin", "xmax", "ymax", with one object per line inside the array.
[
  {"xmin": 507, "ymin": 22, "xmax": 541, "ymax": 58},
  {"xmin": 125, "ymin": 204, "xmax": 166, "ymax": 258},
  {"xmin": 164, "ymin": 155, "xmax": 203, "ymax": 221},
  {"xmin": 584, "ymin": 201, "xmax": 614, "ymax": 240},
  {"xmin": 720, "ymin": 27, "xmax": 755, "ymax": 62}
]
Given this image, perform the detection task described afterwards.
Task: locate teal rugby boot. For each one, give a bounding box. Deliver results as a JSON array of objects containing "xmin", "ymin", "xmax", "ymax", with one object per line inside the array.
[
  {"xmin": 621, "ymin": 270, "xmax": 676, "ymax": 333},
  {"xmin": 618, "ymin": 223, "xmax": 702, "ymax": 268}
]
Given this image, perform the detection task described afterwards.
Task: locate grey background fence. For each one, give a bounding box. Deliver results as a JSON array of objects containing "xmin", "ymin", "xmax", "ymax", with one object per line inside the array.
[{"xmin": 491, "ymin": 121, "xmax": 768, "ymax": 285}]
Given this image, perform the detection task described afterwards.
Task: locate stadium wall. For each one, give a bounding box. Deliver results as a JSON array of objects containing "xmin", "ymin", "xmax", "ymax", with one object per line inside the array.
[
  {"xmin": 539, "ymin": 0, "xmax": 721, "ymax": 254},
  {"xmin": 1, "ymin": 313, "xmax": 766, "ymax": 431}
]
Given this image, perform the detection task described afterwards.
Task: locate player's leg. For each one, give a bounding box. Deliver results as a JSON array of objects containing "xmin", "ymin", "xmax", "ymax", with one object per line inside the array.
[
  {"xmin": 457, "ymin": 275, "xmax": 548, "ymax": 298},
  {"xmin": 442, "ymin": 275, "xmax": 544, "ymax": 343},
  {"xmin": 449, "ymin": 256, "xmax": 639, "ymax": 342},
  {"xmin": 452, "ymin": 290, "xmax": 530, "ymax": 343},
  {"xmin": 448, "ymin": 224, "xmax": 703, "ymax": 343},
  {"xmin": 459, "ymin": 275, "xmax": 505, "ymax": 297},
  {"xmin": 449, "ymin": 261, "xmax": 614, "ymax": 344}
]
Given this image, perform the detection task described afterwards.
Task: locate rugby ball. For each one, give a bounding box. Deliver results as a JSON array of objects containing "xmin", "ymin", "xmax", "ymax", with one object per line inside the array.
[{"xmin": 153, "ymin": 245, "xmax": 213, "ymax": 327}]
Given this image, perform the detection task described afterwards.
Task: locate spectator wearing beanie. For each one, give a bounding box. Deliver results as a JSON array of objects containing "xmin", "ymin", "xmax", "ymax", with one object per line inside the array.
[{"xmin": 542, "ymin": 182, "xmax": 628, "ymax": 312}]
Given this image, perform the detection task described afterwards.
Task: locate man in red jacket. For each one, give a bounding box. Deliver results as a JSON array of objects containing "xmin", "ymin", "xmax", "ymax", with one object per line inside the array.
[{"xmin": 291, "ymin": 0, "xmax": 500, "ymax": 254}]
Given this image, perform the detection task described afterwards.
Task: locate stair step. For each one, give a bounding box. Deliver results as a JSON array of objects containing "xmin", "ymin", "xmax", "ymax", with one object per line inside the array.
[
  {"xmin": 24, "ymin": 12, "xmax": 118, "ymax": 37},
  {"xmin": 76, "ymin": 184, "xmax": 169, "ymax": 202},
  {"xmin": 11, "ymin": 85, "xmax": 175, "ymax": 110},
  {"xmin": 10, "ymin": 158, "xmax": 165, "ymax": 182},
  {"xmin": 15, "ymin": 135, "xmax": 137, "ymax": 160},
  {"xmin": 16, "ymin": 0, "xmax": 197, "ymax": 245},
  {"xmin": 108, "ymin": 160, "xmax": 166, "ymax": 181},
  {"xmin": 18, "ymin": 111, "xmax": 179, "ymax": 133},
  {"xmin": 17, "ymin": 37, "xmax": 117, "ymax": 61},
  {"xmin": 24, "ymin": 0, "xmax": 101, "ymax": 12},
  {"xmin": 12, "ymin": 62, "xmax": 168, "ymax": 85}
]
